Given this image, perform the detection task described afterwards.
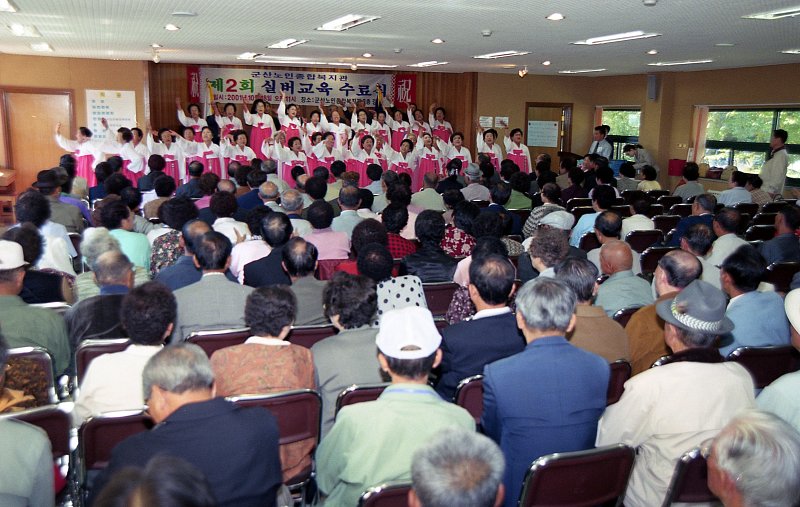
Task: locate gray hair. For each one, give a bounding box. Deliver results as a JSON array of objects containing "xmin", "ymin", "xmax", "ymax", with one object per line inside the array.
[
  {"xmin": 142, "ymin": 343, "xmax": 214, "ymax": 400},
  {"xmin": 554, "ymin": 257, "xmax": 598, "ymax": 303},
  {"xmin": 217, "ymin": 179, "xmax": 235, "ymax": 193},
  {"xmin": 712, "ymin": 410, "xmax": 800, "ymax": 507},
  {"xmin": 261, "ymin": 159, "xmax": 277, "ymax": 174},
  {"xmin": 281, "ymin": 189, "xmax": 304, "ymax": 212},
  {"xmin": 516, "ymin": 277, "xmax": 576, "ymax": 332},
  {"xmin": 93, "ymin": 250, "xmax": 133, "ymax": 286},
  {"xmin": 258, "ymin": 181, "xmax": 279, "ymax": 200},
  {"xmin": 81, "ymin": 227, "xmax": 122, "ymax": 265},
  {"xmin": 412, "ymin": 428, "xmax": 505, "ymax": 507}
]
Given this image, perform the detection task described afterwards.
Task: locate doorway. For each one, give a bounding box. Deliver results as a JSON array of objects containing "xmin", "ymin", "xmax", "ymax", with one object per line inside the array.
[{"xmin": 524, "ymin": 103, "xmax": 573, "ymax": 164}]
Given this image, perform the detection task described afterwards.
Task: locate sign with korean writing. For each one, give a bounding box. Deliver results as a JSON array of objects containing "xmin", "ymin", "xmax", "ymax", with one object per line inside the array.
[
  {"xmin": 188, "ymin": 66, "xmax": 396, "ymax": 108},
  {"xmin": 527, "ymin": 120, "xmax": 560, "ymax": 147},
  {"xmin": 86, "ymin": 89, "xmax": 137, "ymax": 133}
]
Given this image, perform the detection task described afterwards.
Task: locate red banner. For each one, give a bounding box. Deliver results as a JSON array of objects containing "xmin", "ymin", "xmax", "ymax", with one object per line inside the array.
[
  {"xmin": 393, "ymin": 74, "xmax": 416, "ymax": 105},
  {"xmin": 187, "ymin": 65, "xmax": 201, "ymax": 104}
]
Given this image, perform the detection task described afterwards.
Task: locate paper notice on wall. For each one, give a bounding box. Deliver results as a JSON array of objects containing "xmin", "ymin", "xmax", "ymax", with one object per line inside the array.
[
  {"xmin": 527, "ymin": 120, "xmax": 560, "ymax": 147},
  {"xmin": 494, "ymin": 116, "xmax": 509, "ymax": 128},
  {"xmin": 86, "ymin": 90, "xmax": 137, "ymax": 134},
  {"xmin": 479, "ymin": 116, "xmax": 494, "ymax": 129}
]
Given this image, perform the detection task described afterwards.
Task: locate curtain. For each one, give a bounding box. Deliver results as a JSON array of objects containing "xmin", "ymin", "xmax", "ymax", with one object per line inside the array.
[
  {"xmin": 594, "ymin": 107, "xmax": 604, "ymax": 127},
  {"xmin": 690, "ymin": 106, "xmax": 709, "ymax": 163}
]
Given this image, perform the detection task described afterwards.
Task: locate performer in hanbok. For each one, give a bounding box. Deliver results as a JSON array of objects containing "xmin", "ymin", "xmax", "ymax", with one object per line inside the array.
[
  {"xmin": 370, "ymin": 110, "xmax": 392, "ymax": 147},
  {"xmin": 130, "ymin": 128, "xmax": 151, "ymax": 165},
  {"xmin": 54, "ymin": 123, "xmax": 104, "ymax": 187},
  {"xmin": 349, "ymin": 105, "xmax": 372, "ymax": 144},
  {"xmin": 277, "ymin": 91, "xmax": 303, "ymax": 141},
  {"xmin": 304, "ymin": 100, "xmax": 328, "ymax": 138},
  {"xmin": 310, "ymin": 132, "xmax": 345, "ymax": 181},
  {"xmin": 177, "ymin": 126, "xmax": 224, "ymax": 178},
  {"xmin": 325, "ymin": 108, "xmax": 351, "ymax": 150},
  {"xmin": 212, "ymin": 102, "xmax": 243, "ymax": 140},
  {"xmin": 386, "ymin": 138, "xmax": 419, "ymax": 182},
  {"xmin": 221, "ymin": 130, "xmax": 257, "ymax": 173},
  {"xmin": 242, "ymin": 98, "xmax": 276, "ymax": 160},
  {"xmin": 415, "ymin": 133, "xmax": 445, "ymax": 191},
  {"xmin": 176, "ymin": 98, "xmax": 207, "ymax": 141},
  {"xmin": 270, "ymin": 132, "xmax": 309, "ymax": 188},
  {"xmin": 348, "ymin": 134, "xmax": 380, "ymax": 187},
  {"xmin": 387, "ymin": 108, "xmax": 410, "ymax": 152},
  {"xmin": 147, "ymin": 126, "xmax": 185, "ymax": 182},
  {"xmin": 428, "ymin": 103, "xmax": 454, "ymax": 144},
  {"xmin": 98, "ymin": 119, "xmax": 147, "ymax": 186},
  {"xmin": 474, "ymin": 122, "xmax": 503, "ymax": 172},
  {"xmin": 503, "ymin": 127, "xmax": 531, "ymax": 174},
  {"xmin": 373, "ymin": 135, "xmax": 391, "ymax": 171},
  {"xmin": 409, "ymin": 107, "xmax": 432, "ymax": 139},
  {"xmin": 438, "ymin": 131, "xmax": 473, "ymax": 173}
]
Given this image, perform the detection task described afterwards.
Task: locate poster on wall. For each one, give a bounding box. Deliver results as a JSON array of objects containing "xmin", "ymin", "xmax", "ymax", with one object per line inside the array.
[
  {"xmin": 86, "ymin": 90, "xmax": 137, "ymax": 134},
  {"xmin": 527, "ymin": 120, "xmax": 560, "ymax": 147},
  {"xmin": 187, "ymin": 66, "xmax": 412, "ymax": 110}
]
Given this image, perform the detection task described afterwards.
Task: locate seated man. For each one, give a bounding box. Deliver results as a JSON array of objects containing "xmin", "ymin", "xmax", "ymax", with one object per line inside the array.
[
  {"xmin": 316, "ymin": 306, "xmax": 474, "ymax": 507},
  {"xmin": 173, "ymin": 231, "xmax": 253, "ymax": 341},
  {"xmin": 73, "ymin": 282, "xmax": 173, "ymax": 424},
  {"xmin": 409, "ymin": 428, "xmax": 505, "ymax": 507},
  {"xmin": 331, "ymin": 186, "xmax": 364, "ymax": 240},
  {"xmin": 401, "ymin": 210, "xmax": 458, "ymax": 282},
  {"xmin": 719, "ymin": 244, "xmax": 790, "ymax": 356},
  {"xmin": 280, "ymin": 188, "xmax": 312, "ymax": 236},
  {"xmin": 706, "ymin": 207, "xmax": 749, "ymax": 266},
  {"xmin": 283, "ymin": 237, "xmax": 327, "ymax": 325},
  {"xmin": 620, "ymin": 198, "xmax": 655, "ymax": 238},
  {"xmin": 210, "ymin": 191, "xmax": 250, "ymax": 244},
  {"xmin": 482, "ymin": 277, "xmax": 609, "ymax": 507},
  {"xmin": 436, "ymin": 254, "xmax": 525, "ymax": 400},
  {"xmin": 555, "ymin": 257, "xmax": 630, "ymax": 362},
  {"xmin": 759, "ymin": 206, "xmax": 800, "ymax": 265},
  {"xmin": 680, "ymin": 223, "xmax": 722, "ymax": 289},
  {"xmin": 483, "ymin": 182, "xmax": 521, "ymax": 236},
  {"xmin": 88, "ymin": 344, "xmax": 282, "ymax": 507},
  {"xmin": 411, "ymin": 172, "xmax": 446, "ymax": 212},
  {"xmin": 594, "ymin": 240, "xmax": 653, "ymax": 316},
  {"xmin": 717, "ymin": 170, "xmax": 752, "ymax": 206},
  {"xmin": 707, "ymin": 411, "xmax": 800, "ymax": 507},
  {"xmin": 569, "ymin": 185, "xmax": 616, "ymax": 247},
  {"xmin": 672, "ymin": 162, "xmax": 704, "ymax": 202},
  {"xmin": 302, "ymin": 201, "xmax": 350, "ymax": 260},
  {"xmin": 586, "ymin": 211, "xmax": 642, "ymax": 275},
  {"xmin": 596, "ymin": 280, "xmax": 755, "ymax": 507},
  {"xmin": 528, "ymin": 226, "xmax": 569, "ymax": 278},
  {"xmin": 666, "ymin": 193, "xmax": 716, "ymax": 247},
  {"xmin": 65, "ymin": 250, "xmax": 133, "ymax": 349},
  {"xmin": 243, "ymin": 212, "xmax": 293, "ymax": 288}
]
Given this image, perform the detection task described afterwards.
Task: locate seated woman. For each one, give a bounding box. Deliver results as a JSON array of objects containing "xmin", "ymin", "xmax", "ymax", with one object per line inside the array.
[
  {"xmin": 74, "ymin": 227, "xmax": 150, "ymax": 302},
  {"xmin": 522, "ymin": 183, "xmax": 565, "ymax": 238},
  {"xmin": 334, "ymin": 219, "xmax": 388, "ymax": 275},
  {"xmin": 441, "ymin": 201, "xmax": 479, "ymax": 258},
  {"xmin": 2, "ymin": 223, "xmax": 72, "ymax": 304},
  {"xmin": 357, "ymin": 243, "xmax": 427, "ymax": 325},
  {"xmin": 637, "ymin": 165, "xmax": 661, "ymax": 191}
]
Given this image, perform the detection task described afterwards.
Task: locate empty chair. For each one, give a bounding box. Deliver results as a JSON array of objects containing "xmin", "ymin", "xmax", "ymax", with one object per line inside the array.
[
  {"xmin": 726, "ymin": 345, "xmax": 800, "ymax": 389},
  {"xmin": 736, "ymin": 213, "xmax": 752, "ymax": 235},
  {"xmin": 612, "ymin": 306, "xmax": 643, "ymax": 328},
  {"xmin": 472, "ymin": 200, "xmax": 490, "ymax": 208},
  {"xmin": 566, "ymin": 198, "xmax": 592, "ymax": 211},
  {"xmin": 625, "ymin": 230, "xmax": 663, "ymax": 253},
  {"xmin": 644, "ymin": 204, "xmax": 665, "ymax": 218},
  {"xmin": 657, "ymin": 196, "xmax": 682, "ymax": 210},
  {"xmin": 610, "ymin": 205, "xmax": 632, "ymax": 218},
  {"xmin": 510, "ymin": 209, "xmax": 532, "ymax": 223},
  {"xmin": 765, "ymin": 262, "xmax": 800, "ymax": 293},
  {"xmin": 358, "ymin": 482, "xmax": 413, "ymax": 507},
  {"xmin": 571, "ymin": 206, "xmax": 596, "ymax": 223},
  {"xmin": 186, "ymin": 328, "xmax": 250, "ymax": 357},
  {"xmin": 517, "ymin": 444, "xmax": 636, "ymax": 507},
  {"xmin": 622, "ymin": 190, "xmax": 646, "ymax": 204},
  {"xmin": 652, "ymin": 215, "xmax": 681, "ymax": 236},
  {"xmin": 751, "ymin": 212, "xmax": 777, "ymax": 226},
  {"xmin": 75, "ymin": 338, "xmax": 131, "ymax": 386},
  {"xmin": 335, "ymin": 383, "xmax": 390, "ymax": 419},
  {"xmin": 422, "ymin": 282, "xmax": 460, "ymax": 317},
  {"xmin": 30, "ymin": 302, "xmax": 71, "ymax": 315},
  {"xmin": 5, "ymin": 347, "xmax": 57, "ymax": 406},
  {"xmin": 669, "ymin": 203, "xmax": 693, "ymax": 218},
  {"xmin": 287, "ymin": 324, "xmax": 338, "ymax": 349},
  {"xmin": 607, "ymin": 360, "xmax": 632, "ymax": 405},
  {"xmin": 640, "ymin": 246, "xmax": 678, "ymax": 277},
  {"xmin": 762, "ymin": 201, "xmax": 789, "ymax": 213},
  {"xmin": 316, "ymin": 259, "xmax": 346, "ymax": 280},
  {"xmin": 646, "ymin": 190, "xmax": 670, "ymax": 199},
  {"xmin": 661, "ymin": 447, "xmax": 719, "ymax": 506},
  {"xmin": 454, "ymin": 374, "xmax": 484, "ymax": 423},
  {"xmin": 744, "ymin": 225, "xmax": 775, "ymax": 242},
  {"xmin": 733, "ymin": 202, "xmax": 759, "ymax": 217},
  {"xmin": 579, "ymin": 232, "xmax": 601, "ymax": 253}
]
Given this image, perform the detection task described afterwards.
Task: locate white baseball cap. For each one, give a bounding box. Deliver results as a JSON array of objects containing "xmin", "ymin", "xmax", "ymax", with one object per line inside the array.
[
  {"xmin": 376, "ymin": 307, "xmax": 441, "ymax": 359},
  {"xmin": 0, "ymin": 240, "xmax": 27, "ymax": 270}
]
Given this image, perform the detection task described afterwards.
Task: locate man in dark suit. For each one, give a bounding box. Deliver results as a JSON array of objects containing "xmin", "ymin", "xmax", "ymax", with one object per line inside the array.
[
  {"xmin": 175, "ymin": 161, "xmax": 205, "ymax": 199},
  {"xmin": 237, "ymin": 170, "xmax": 268, "ymax": 212},
  {"xmin": 482, "ymin": 277, "xmax": 609, "ymax": 507},
  {"xmin": 243, "ymin": 212, "xmax": 292, "ymax": 287},
  {"xmin": 155, "ymin": 219, "xmax": 236, "ymax": 291},
  {"xmin": 483, "ymin": 181, "xmax": 522, "ymax": 236},
  {"xmin": 283, "ymin": 237, "xmax": 328, "ymax": 325},
  {"xmin": 667, "ymin": 193, "xmax": 716, "ymax": 247},
  {"xmin": 436, "ymin": 254, "xmax": 525, "ymax": 400},
  {"xmin": 759, "ymin": 206, "xmax": 800, "ymax": 265},
  {"xmin": 88, "ymin": 343, "xmax": 282, "ymax": 507}
]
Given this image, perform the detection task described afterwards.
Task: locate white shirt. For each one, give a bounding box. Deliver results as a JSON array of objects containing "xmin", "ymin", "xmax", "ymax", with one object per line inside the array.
[
  {"xmin": 705, "ymin": 233, "xmax": 749, "ymax": 267},
  {"xmin": 212, "ymin": 217, "xmax": 251, "ymax": 244},
  {"xmin": 230, "ymin": 239, "xmax": 271, "ymax": 283},
  {"xmin": 469, "ymin": 307, "xmax": 511, "ymax": 321},
  {"xmin": 146, "ymin": 137, "xmax": 187, "ymax": 181},
  {"xmin": 55, "ymin": 134, "xmax": 104, "ymax": 168},
  {"xmin": 475, "ymin": 134, "xmax": 503, "ymax": 163},
  {"xmin": 99, "ymin": 133, "xmax": 146, "ymax": 174},
  {"xmin": 177, "ymin": 109, "xmax": 208, "ymax": 129},
  {"xmin": 760, "ymin": 148, "xmax": 788, "ymax": 195},
  {"xmin": 245, "ymin": 336, "xmax": 289, "ymax": 346},
  {"xmin": 243, "ymin": 111, "xmax": 276, "ymax": 132},
  {"xmin": 621, "ymin": 214, "xmax": 656, "ymax": 239},
  {"xmin": 589, "ymin": 139, "xmax": 613, "ymax": 159}
]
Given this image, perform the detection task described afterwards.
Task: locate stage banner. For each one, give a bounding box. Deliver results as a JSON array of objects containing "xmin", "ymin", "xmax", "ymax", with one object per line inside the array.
[{"xmin": 393, "ymin": 73, "xmax": 416, "ymax": 105}]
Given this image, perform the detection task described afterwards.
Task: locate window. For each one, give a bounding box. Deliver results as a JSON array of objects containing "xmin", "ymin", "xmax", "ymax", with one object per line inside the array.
[
  {"xmin": 703, "ymin": 108, "xmax": 799, "ymax": 184},
  {"xmin": 601, "ymin": 109, "xmax": 640, "ymax": 159}
]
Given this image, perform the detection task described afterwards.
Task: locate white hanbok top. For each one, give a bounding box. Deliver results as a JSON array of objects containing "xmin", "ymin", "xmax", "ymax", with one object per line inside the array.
[{"xmin": 55, "ymin": 135, "xmax": 104, "ymax": 168}]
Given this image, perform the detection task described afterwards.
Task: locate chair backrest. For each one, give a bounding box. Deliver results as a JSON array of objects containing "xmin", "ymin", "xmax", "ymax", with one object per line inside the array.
[
  {"xmin": 610, "ymin": 205, "xmax": 632, "ymax": 218},
  {"xmin": 571, "ymin": 206, "xmax": 596, "ymax": 223},
  {"xmin": 761, "ymin": 201, "xmax": 789, "ymax": 213},
  {"xmin": 733, "ymin": 202, "xmax": 759, "ymax": 217},
  {"xmin": 579, "ymin": 232, "xmax": 600, "ymax": 253},
  {"xmin": 75, "ymin": 338, "xmax": 131, "ymax": 386},
  {"xmin": 316, "ymin": 259, "xmax": 345, "ymax": 280},
  {"xmin": 227, "ymin": 389, "xmax": 321, "ymax": 447},
  {"xmin": 335, "ymin": 383, "xmax": 390, "ymax": 419},
  {"xmin": 287, "ymin": 324, "xmax": 338, "ymax": 349},
  {"xmin": 30, "ymin": 302, "xmax": 72, "ymax": 316},
  {"xmin": 454, "ymin": 375, "xmax": 484, "ymax": 423},
  {"xmin": 566, "ymin": 198, "xmax": 592, "ymax": 211},
  {"xmin": 6, "ymin": 347, "xmax": 57, "ymax": 406},
  {"xmin": 518, "ymin": 444, "xmax": 636, "ymax": 507},
  {"xmin": 669, "ymin": 203, "xmax": 693, "ymax": 217},
  {"xmin": 744, "ymin": 224, "xmax": 775, "ymax": 242},
  {"xmin": 765, "ymin": 262, "xmax": 800, "ymax": 294},
  {"xmin": 510, "ymin": 209, "xmax": 532, "ymax": 223},
  {"xmin": 751, "ymin": 212, "xmax": 777, "ymax": 226},
  {"xmin": 423, "ymin": 282, "xmax": 460, "ymax": 317},
  {"xmin": 5, "ymin": 405, "xmax": 72, "ymax": 460},
  {"xmin": 644, "ymin": 204, "xmax": 665, "ymax": 218},
  {"xmin": 625, "ymin": 229, "xmax": 663, "ymax": 253},
  {"xmin": 646, "ymin": 190, "xmax": 670, "ymax": 199},
  {"xmin": 621, "ymin": 190, "xmax": 646, "ymax": 204},
  {"xmin": 186, "ymin": 328, "xmax": 251, "ymax": 357},
  {"xmin": 358, "ymin": 482, "xmax": 413, "ymax": 507},
  {"xmin": 80, "ymin": 410, "xmax": 152, "ymax": 471},
  {"xmin": 737, "ymin": 213, "xmax": 752, "ymax": 235},
  {"xmin": 68, "ymin": 232, "xmax": 82, "ymax": 259},
  {"xmin": 639, "ymin": 246, "xmax": 678, "ymax": 276},
  {"xmin": 612, "ymin": 306, "xmax": 642, "ymax": 328},
  {"xmin": 607, "ymin": 360, "xmax": 631, "ymax": 405},
  {"xmin": 661, "ymin": 447, "xmax": 719, "ymax": 506},
  {"xmin": 652, "ymin": 215, "xmax": 681, "ymax": 235},
  {"xmin": 726, "ymin": 345, "xmax": 800, "ymax": 389},
  {"xmin": 434, "ymin": 318, "xmax": 449, "ymax": 334},
  {"xmin": 657, "ymin": 196, "xmax": 683, "ymax": 210}
]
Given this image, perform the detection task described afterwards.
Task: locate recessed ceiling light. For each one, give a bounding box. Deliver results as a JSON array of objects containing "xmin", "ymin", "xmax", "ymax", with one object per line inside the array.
[
  {"xmin": 743, "ymin": 6, "xmax": 800, "ymax": 20},
  {"xmin": 362, "ymin": 52, "xmax": 372, "ymax": 58},
  {"xmin": 316, "ymin": 14, "xmax": 380, "ymax": 32},
  {"xmin": 151, "ymin": 43, "xmax": 162, "ymax": 48},
  {"xmin": 715, "ymin": 43, "xmax": 735, "ymax": 47},
  {"xmin": 164, "ymin": 24, "xmax": 180, "ymax": 31},
  {"xmin": 237, "ymin": 52, "xmax": 261, "ymax": 60},
  {"xmin": 268, "ymin": 38, "xmax": 308, "ymax": 49},
  {"xmin": 473, "ymin": 50, "xmax": 530, "ymax": 59},
  {"xmin": 780, "ymin": 49, "xmax": 800, "ymax": 54},
  {"xmin": 647, "ymin": 49, "xmax": 659, "ymax": 55},
  {"xmin": 9, "ymin": 23, "xmax": 41, "ymax": 37},
  {"xmin": 431, "ymin": 38, "xmax": 445, "ymax": 44},
  {"xmin": 542, "ymin": 60, "xmax": 551, "ymax": 66},
  {"xmin": 573, "ymin": 31, "xmax": 661, "ymax": 45},
  {"xmin": 558, "ymin": 68, "xmax": 606, "ymax": 74},
  {"xmin": 0, "ymin": 0, "xmax": 18, "ymax": 13},
  {"xmin": 409, "ymin": 61, "xmax": 448, "ymax": 68},
  {"xmin": 647, "ymin": 59, "xmax": 713, "ymax": 67},
  {"xmin": 30, "ymin": 42, "xmax": 52, "ymax": 52},
  {"xmin": 546, "ymin": 13, "xmax": 565, "ymax": 21},
  {"xmin": 171, "ymin": 11, "xmax": 197, "ymax": 17}
]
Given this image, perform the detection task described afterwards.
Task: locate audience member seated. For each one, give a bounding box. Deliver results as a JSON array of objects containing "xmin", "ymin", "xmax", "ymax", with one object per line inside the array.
[
  {"xmin": 596, "ymin": 280, "xmax": 755, "ymax": 507},
  {"xmin": 759, "ymin": 206, "xmax": 800, "ymax": 265},
  {"xmin": 358, "ymin": 244, "xmax": 427, "ymax": 324},
  {"xmin": 556, "ymin": 257, "xmax": 630, "ymax": 362},
  {"xmin": 595, "ymin": 240, "xmax": 654, "ymax": 316},
  {"xmin": 73, "ymin": 281, "xmax": 173, "ymax": 424},
  {"xmin": 718, "ymin": 245, "xmax": 790, "ymax": 356},
  {"xmin": 88, "ymin": 344, "xmax": 282, "ymax": 507},
  {"xmin": 521, "ymin": 183, "xmax": 565, "ymax": 238},
  {"xmin": 436, "ymin": 159, "xmax": 465, "ymax": 195},
  {"xmin": 385, "ymin": 183, "xmax": 420, "ymax": 240},
  {"xmin": 401, "ymin": 210, "xmax": 458, "ymax": 282},
  {"xmin": 89, "ymin": 161, "xmax": 113, "ymax": 205},
  {"xmin": 717, "ymin": 170, "xmax": 753, "ymax": 207},
  {"xmin": 436, "ymin": 254, "xmax": 524, "ymax": 400},
  {"xmin": 316, "ymin": 307, "xmax": 474, "ymax": 507},
  {"xmin": 680, "ymin": 223, "xmax": 721, "ymax": 289},
  {"xmin": 2, "ymin": 223, "xmax": 71, "ymax": 304},
  {"xmin": 33, "ymin": 168, "xmax": 85, "ymax": 234},
  {"xmin": 746, "ymin": 174, "xmax": 773, "ymax": 207},
  {"xmin": 667, "ymin": 193, "xmax": 716, "ymax": 247},
  {"xmin": 281, "ymin": 237, "xmax": 327, "ymax": 325},
  {"xmin": 143, "ymin": 174, "xmax": 176, "ymax": 220},
  {"xmin": 527, "ymin": 226, "xmax": 569, "ymax": 279},
  {"xmin": 447, "ymin": 237, "xmax": 508, "ymax": 324},
  {"xmin": 561, "ymin": 167, "xmax": 588, "ymax": 204},
  {"xmin": 229, "ymin": 207, "xmax": 271, "ymax": 283},
  {"xmin": 55, "ymin": 161, "xmax": 91, "ymax": 224},
  {"xmin": 236, "ymin": 167, "xmax": 269, "ymax": 212},
  {"xmin": 209, "ymin": 191, "xmax": 250, "ymax": 244},
  {"xmin": 625, "ymin": 250, "xmax": 702, "ymax": 374},
  {"xmin": 331, "ymin": 186, "xmax": 364, "ymax": 239},
  {"xmin": 461, "ymin": 163, "xmax": 490, "ymax": 201},
  {"xmin": 120, "ymin": 187, "xmax": 155, "ymax": 236},
  {"xmin": 0, "ymin": 240, "xmax": 69, "ymax": 375},
  {"xmin": 280, "ymin": 188, "xmax": 312, "ymax": 236},
  {"xmin": 441, "ymin": 201, "xmax": 478, "ymax": 258},
  {"xmin": 15, "ymin": 189, "xmax": 76, "ymax": 276},
  {"xmin": 174, "ymin": 161, "xmax": 204, "ymax": 199},
  {"xmin": 507, "ymin": 171, "xmax": 532, "ymax": 210},
  {"xmin": 172, "ymin": 231, "xmax": 253, "ymax": 341},
  {"xmin": 555, "ymin": 156, "xmax": 575, "ymax": 190},
  {"xmin": 101, "ymin": 199, "xmax": 151, "ymax": 271},
  {"xmin": 255, "ymin": 181, "xmax": 281, "ymax": 213},
  {"xmin": 441, "ymin": 188, "xmax": 465, "ymax": 225},
  {"xmin": 569, "ymin": 185, "xmax": 616, "ymax": 247},
  {"xmin": 483, "ymin": 277, "xmax": 609, "ymax": 507},
  {"xmin": 371, "ymin": 170, "xmax": 399, "ymax": 213},
  {"xmin": 243, "ymin": 212, "xmax": 293, "ymax": 288},
  {"xmin": 706, "ymin": 207, "xmax": 749, "ymax": 266},
  {"xmin": 148, "ymin": 196, "xmax": 199, "ymax": 270},
  {"xmin": 636, "ymin": 165, "xmax": 661, "ymax": 192},
  {"xmin": 66, "ymin": 251, "xmax": 133, "ymax": 350},
  {"xmin": 672, "ymin": 162, "xmax": 705, "ymax": 202},
  {"xmin": 587, "ymin": 211, "xmax": 643, "ymax": 275},
  {"xmin": 155, "ymin": 219, "xmax": 215, "ymax": 291},
  {"xmin": 302, "ymin": 201, "xmax": 350, "ymax": 260},
  {"xmin": 193, "ymin": 172, "xmax": 220, "ymax": 210},
  {"xmin": 621, "ymin": 198, "xmax": 656, "ymax": 238},
  {"xmin": 616, "ymin": 161, "xmax": 639, "ymax": 193},
  {"xmin": 483, "ymin": 182, "xmax": 522, "ymax": 236},
  {"xmin": 589, "ymin": 166, "xmax": 621, "ymax": 199},
  {"xmin": 412, "ymin": 172, "xmax": 446, "ymax": 211},
  {"xmin": 356, "ymin": 189, "xmax": 379, "ymax": 221},
  {"xmin": 311, "ymin": 272, "xmax": 382, "ymax": 437}
]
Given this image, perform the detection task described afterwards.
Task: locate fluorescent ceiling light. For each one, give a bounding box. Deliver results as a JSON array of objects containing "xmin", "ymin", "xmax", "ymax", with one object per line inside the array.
[
  {"xmin": 151, "ymin": 43, "xmax": 162, "ymax": 48},
  {"xmin": 546, "ymin": 13, "xmax": 565, "ymax": 21},
  {"xmin": 558, "ymin": 68, "xmax": 606, "ymax": 74},
  {"xmin": 316, "ymin": 14, "xmax": 379, "ymax": 31},
  {"xmin": 9, "ymin": 23, "xmax": 41, "ymax": 37},
  {"xmin": 254, "ymin": 58, "xmax": 327, "ymax": 65},
  {"xmin": 171, "ymin": 10, "xmax": 197, "ymax": 17},
  {"xmin": 30, "ymin": 42, "xmax": 52, "ymax": 52},
  {"xmin": 409, "ymin": 61, "xmax": 448, "ymax": 68},
  {"xmin": 715, "ymin": 43, "xmax": 735, "ymax": 47},
  {"xmin": 780, "ymin": 49, "xmax": 800, "ymax": 54},
  {"xmin": 268, "ymin": 38, "xmax": 308, "ymax": 49},
  {"xmin": 237, "ymin": 52, "xmax": 262, "ymax": 60},
  {"xmin": 473, "ymin": 50, "xmax": 530, "ymax": 59},
  {"xmin": 164, "ymin": 24, "xmax": 180, "ymax": 31},
  {"xmin": 355, "ymin": 63, "xmax": 397, "ymax": 68},
  {"xmin": 431, "ymin": 38, "xmax": 445, "ymax": 44},
  {"xmin": 573, "ymin": 31, "xmax": 660, "ymax": 45},
  {"xmin": 743, "ymin": 6, "xmax": 800, "ymax": 20},
  {"xmin": 647, "ymin": 59, "xmax": 713, "ymax": 66},
  {"xmin": 0, "ymin": 0, "xmax": 18, "ymax": 13}
]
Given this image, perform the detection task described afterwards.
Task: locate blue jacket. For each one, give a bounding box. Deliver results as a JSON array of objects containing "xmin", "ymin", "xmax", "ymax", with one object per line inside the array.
[
  {"xmin": 720, "ymin": 291, "xmax": 791, "ymax": 357},
  {"xmin": 667, "ymin": 213, "xmax": 714, "ymax": 247},
  {"xmin": 482, "ymin": 336, "xmax": 609, "ymax": 507},
  {"xmin": 484, "ymin": 204, "xmax": 522, "ymax": 236}
]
